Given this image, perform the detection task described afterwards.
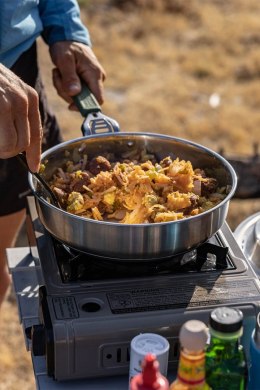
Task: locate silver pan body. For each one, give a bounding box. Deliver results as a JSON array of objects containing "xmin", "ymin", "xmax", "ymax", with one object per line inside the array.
[{"xmin": 28, "ymin": 133, "xmax": 237, "ymax": 260}]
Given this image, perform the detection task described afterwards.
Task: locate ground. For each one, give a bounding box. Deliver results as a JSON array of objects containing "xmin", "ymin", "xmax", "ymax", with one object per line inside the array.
[{"xmin": 0, "ymin": 1, "xmax": 260, "ymax": 388}]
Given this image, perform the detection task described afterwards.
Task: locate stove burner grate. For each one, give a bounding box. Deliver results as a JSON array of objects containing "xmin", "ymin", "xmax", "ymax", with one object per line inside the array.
[{"xmin": 52, "ymin": 238, "xmax": 232, "ymax": 283}]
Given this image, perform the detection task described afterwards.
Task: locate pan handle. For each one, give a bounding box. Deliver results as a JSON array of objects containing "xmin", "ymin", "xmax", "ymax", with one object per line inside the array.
[
  {"xmin": 72, "ymin": 82, "xmax": 101, "ymax": 117},
  {"xmin": 72, "ymin": 81, "xmax": 120, "ymax": 136}
]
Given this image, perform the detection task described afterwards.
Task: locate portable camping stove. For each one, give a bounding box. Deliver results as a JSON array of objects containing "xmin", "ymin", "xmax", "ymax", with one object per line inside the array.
[{"xmin": 9, "ymin": 197, "xmax": 260, "ymax": 382}]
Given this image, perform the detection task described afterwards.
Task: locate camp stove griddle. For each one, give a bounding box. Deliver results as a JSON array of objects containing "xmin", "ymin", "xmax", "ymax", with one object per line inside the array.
[{"xmin": 8, "ymin": 197, "xmax": 260, "ymax": 384}]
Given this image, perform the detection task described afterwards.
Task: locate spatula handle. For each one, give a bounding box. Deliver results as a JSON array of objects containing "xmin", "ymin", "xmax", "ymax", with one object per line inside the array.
[
  {"xmin": 16, "ymin": 153, "xmax": 61, "ymax": 208},
  {"xmin": 72, "ymin": 82, "xmax": 101, "ymax": 117}
]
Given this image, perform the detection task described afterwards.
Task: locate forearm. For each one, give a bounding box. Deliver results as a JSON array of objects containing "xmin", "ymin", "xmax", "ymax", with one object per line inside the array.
[{"xmin": 38, "ymin": 0, "xmax": 91, "ymax": 47}]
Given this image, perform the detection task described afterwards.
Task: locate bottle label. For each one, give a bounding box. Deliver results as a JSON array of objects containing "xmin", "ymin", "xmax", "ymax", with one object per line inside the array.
[{"xmin": 177, "ymin": 353, "xmax": 206, "ymax": 385}]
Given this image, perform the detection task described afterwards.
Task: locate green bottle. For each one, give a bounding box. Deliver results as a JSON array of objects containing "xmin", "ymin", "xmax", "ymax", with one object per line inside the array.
[{"xmin": 205, "ymin": 307, "xmax": 248, "ymax": 390}]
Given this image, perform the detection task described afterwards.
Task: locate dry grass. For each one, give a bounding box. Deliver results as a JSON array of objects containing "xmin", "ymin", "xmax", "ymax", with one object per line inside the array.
[
  {"xmin": 1, "ymin": 1, "xmax": 260, "ymax": 388},
  {"xmin": 0, "ymin": 297, "xmax": 34, "ymax": 390}
]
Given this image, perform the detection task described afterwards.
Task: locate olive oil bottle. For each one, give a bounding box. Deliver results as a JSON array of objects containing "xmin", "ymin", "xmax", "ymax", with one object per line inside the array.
[{"xmin": 205, "ymin": 307, "xmax": 247, "ymax": 390}]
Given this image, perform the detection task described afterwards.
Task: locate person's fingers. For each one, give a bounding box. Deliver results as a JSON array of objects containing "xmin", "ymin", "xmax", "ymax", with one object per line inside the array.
[
  {"xmin": 0, "ymin": 123, "xmax": 18, "ymax": 158},
  {"xmin": 13, "ymin": 94, "xmax": 30, "ymax": 152},
  {"xmin": 25, "ymin": 89, "xmax": 43, "ymax": 172},
  {"xmin": 52, "ymin": 68, "xmax": 73, "ymax": 104},
  {"xmin": 53, "ymin": 50, "xmax": 81, "ymax": 96},
  {"xmin": 0, "ymin": 91, "xmax": 29, "ymax": 158},
  {"xmin": 76, "ymin": 45, "xmax": 106, "ymax": 105},
  {"xmin": 80, "ymin": 70, "xmax": 105, "ymax": 105},
  {"xmin": 68, "ymin": 102, "xmax": 78, "ymax": 111},
  {"xmin": 0, "ymin": 94, "xmax": 18, "ymax": 155}
]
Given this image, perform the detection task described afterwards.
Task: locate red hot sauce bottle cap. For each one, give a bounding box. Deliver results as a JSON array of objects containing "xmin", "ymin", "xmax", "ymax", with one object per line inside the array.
[{"xmin": 130, "ymin": 353, "xmax": 169, "ymax": 390}]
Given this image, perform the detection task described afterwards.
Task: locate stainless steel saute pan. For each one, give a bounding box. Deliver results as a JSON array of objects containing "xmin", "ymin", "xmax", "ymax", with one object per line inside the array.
[{"xmin": 28, "ymin": 87, "xmax": 237, "ymax": 260}]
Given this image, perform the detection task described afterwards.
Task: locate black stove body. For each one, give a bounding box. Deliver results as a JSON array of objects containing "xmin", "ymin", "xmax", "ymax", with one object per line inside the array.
[{"xmin": 25, "ymin": 197, "xmax": 260, "ymax": 381}]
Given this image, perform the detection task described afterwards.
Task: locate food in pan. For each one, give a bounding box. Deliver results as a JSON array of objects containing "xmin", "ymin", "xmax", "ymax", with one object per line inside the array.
[{"xmin": 44, "ymin": 148, "xmax": 229, "ymax": 224}]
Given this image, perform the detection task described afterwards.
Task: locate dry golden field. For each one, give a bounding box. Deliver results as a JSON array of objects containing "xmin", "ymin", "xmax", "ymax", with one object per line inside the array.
[{"xmin": 1, "ymin": 1, "xmax": 260, "ymax": 389}]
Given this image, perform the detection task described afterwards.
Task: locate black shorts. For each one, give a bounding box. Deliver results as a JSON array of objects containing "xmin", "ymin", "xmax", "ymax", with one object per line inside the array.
[{"xmin": 0, "ymin": 43, "xmax": 63, "ymax": 216}]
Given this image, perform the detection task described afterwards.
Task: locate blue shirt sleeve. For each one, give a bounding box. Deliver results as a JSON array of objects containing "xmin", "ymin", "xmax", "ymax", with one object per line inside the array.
[{"xmin": 38, "ymin": 0, "xmax": 91, "ymax": 47}]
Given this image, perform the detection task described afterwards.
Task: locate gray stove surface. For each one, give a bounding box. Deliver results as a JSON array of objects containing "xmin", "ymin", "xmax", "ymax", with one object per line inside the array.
[{"xmin": 6, "ymin": 244, "xmax": 256, "ymax": 389}]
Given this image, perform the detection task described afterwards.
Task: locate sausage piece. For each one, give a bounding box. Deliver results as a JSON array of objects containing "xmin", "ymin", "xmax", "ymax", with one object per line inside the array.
[{"xmin": 87, "ymin": 156, "xmax": 111, "ymax": 175}]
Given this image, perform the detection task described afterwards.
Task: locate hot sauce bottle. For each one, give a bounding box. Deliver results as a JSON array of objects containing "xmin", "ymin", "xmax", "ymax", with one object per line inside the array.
[
  {"xmin": 130, "ymin": 353, "xmax": 170, "ymax": 390},
  {"xmin": 170, "ymin": 320, "xmax": 210, "ymax": 390}
]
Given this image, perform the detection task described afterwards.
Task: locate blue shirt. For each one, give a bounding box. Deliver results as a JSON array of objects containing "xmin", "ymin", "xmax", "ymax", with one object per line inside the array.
[{"xmin": 0, "ymin": 0, "xmax": 91, "ymax": 68}]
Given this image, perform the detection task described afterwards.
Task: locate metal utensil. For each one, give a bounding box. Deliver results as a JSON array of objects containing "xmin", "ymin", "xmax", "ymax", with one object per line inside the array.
[
  {"xmin": 72, "ymin": 81, "xmax": 120, "ymax": 136},
  {"xmin": 17, "ymin": 152, "xmax": 61, "ymax": 208}
]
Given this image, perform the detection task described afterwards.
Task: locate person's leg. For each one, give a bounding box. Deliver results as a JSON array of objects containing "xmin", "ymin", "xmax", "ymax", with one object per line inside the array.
[
  {"xmin": 0, "ymin": 155, "xmax": 30, "ymax": 310},
  {"xmin": 0, "ymin": 209, "xmax": 25, "ymax": 307}
]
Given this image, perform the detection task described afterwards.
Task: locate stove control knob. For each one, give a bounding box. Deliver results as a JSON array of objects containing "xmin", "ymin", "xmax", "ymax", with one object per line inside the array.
[{"xmin": 31, "ymin": 324, "xmax": 46, "ymax": 356}]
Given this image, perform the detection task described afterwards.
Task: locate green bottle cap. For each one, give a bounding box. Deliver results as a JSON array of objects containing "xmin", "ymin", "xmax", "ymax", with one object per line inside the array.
[{"xmin": 209, "ymin": 307, "xmax": 243, "ymax": 333}]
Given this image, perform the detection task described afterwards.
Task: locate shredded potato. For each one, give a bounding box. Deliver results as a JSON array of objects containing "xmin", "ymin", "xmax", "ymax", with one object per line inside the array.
[{"xmin": 47, "ymin": 151, "xmax": 228, "ymax": 224}]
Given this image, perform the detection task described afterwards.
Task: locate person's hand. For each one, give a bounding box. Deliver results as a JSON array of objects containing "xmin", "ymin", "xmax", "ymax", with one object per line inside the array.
[
  {"xmin": 0, "ymin": 64, "xmax": 42, "ymax": 172},
  {"xmin": 49, "ymin": 41, "xmax": 106, "ymax": 109}
]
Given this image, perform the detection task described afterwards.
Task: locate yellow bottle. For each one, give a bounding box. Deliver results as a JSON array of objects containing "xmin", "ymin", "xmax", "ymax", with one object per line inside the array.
[{"xmin": 170, "ymin": 320, "xmax": 211, "ymax": 390}]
